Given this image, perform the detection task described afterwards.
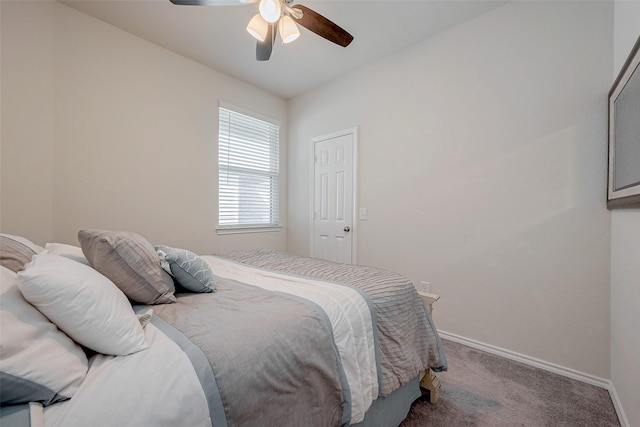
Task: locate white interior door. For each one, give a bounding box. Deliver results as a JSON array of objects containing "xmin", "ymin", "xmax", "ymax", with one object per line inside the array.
[{"xmin": 311, "ymin": 129, "xmax": 356, "ymax": 264}]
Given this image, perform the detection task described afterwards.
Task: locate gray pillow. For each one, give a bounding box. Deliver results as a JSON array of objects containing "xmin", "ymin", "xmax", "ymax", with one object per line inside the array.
[
  {"xmin": 155, "ymin": 245, "xmax": 216, "ymax": 293},
  {"xmin": 78, "ymin": 230, "xmax": 176, "ymax": 304},
  {"xmin": 0, "ymin": 234, "xmax": 42, "ymax": 273}
]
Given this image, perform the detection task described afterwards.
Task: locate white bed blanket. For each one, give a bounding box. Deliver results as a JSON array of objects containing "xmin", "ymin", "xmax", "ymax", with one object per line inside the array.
[{"xmin": 42, "ymin": 323, "xmax": 211, "ymax": 427}]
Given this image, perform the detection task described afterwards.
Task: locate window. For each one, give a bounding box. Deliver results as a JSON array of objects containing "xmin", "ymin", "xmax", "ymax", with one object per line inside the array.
[{"xmin": 218, "ymin": 104, "xmax": 280, "ymax": 232}]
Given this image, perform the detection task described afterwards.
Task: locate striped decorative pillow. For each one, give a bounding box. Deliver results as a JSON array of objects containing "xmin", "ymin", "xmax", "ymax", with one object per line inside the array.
[
  {"xmin": 78, "ymin": 229, "xmax": 175, "ymax": 305},
  {"xmin": 0, "ymin": 234, "xmax": 44, "ymax": 273}
]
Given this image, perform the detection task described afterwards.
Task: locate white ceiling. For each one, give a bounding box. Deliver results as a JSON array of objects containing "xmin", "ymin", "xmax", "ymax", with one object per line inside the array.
[{"xmin": 61, "ymin": 0, "xmax": 507, "ymax": 99}]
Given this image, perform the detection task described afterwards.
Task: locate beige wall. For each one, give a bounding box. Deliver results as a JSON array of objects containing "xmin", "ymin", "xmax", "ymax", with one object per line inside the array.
[
  {"xmin": 288, "ymin": 1, "xmax": 612, "ymax": 378},
  {"xmin": 1, "ymin": 1, "xmax": 287, "ymax": 254},
  {"xmin": 1, "ymin": 1, "xmax": 56, "ymax": 243},
  {"xmin": 611, "ymin": 2, "xmax": 640, "ymax": 425}
]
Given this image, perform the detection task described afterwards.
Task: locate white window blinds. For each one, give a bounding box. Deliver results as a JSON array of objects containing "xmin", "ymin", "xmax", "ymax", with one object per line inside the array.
[{"xmin": 218, "ymin": 106, "xmax": 280, "ymax": 229}]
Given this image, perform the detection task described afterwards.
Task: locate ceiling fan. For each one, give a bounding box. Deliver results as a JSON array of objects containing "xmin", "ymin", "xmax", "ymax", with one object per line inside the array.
[{"xmin": 169, "ymin": 0, "xmax": 354, "ymax": 61}]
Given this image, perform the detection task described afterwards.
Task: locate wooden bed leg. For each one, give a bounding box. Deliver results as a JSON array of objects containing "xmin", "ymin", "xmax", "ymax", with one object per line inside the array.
[
  {"xmin": 416, "ymin": 290, "xmax": 441, "ymax": 403},
  {"xmin": 419, "ymin": 369, "xmax": 441, "ymax": 404}
]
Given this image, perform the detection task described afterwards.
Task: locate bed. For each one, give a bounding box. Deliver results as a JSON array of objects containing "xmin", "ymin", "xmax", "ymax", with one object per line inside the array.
[{"xmin": 0, "ymin": 230, "xmax": 447, "ymax": 427}]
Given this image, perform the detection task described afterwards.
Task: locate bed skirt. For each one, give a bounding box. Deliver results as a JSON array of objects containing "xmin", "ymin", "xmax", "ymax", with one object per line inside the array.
[{"xmin": 355, "ymin": 376, "xmax": 421, "ymax": 427}]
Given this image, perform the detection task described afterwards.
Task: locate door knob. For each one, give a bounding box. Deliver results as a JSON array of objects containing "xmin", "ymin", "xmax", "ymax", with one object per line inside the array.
[{"xmin": 344, "ymin": 226, "xmax": 351, "ymax": 232}]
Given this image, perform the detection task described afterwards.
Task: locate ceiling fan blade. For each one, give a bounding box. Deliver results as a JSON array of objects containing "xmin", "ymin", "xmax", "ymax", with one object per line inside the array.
[
  {"xmin": 256, "ymin": 24, "xmax": 274, "ymax": 61},
  {"xmin": 292, "ymin": 5, "xmax": 353, "ymax": 48},
  {"xmin": 169, "ymin": 0, "xmax": 256, "ymax": 6}
]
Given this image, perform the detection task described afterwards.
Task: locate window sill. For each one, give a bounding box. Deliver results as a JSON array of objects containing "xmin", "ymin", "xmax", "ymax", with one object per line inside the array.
[{"xmin": 216, "ymin": 225, "xmax": 283, "ymax": 235}]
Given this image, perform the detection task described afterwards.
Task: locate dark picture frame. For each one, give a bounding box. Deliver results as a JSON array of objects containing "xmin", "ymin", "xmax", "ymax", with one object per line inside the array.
[{"xmin": 608, "ymin": 35, "xmax": 640, "ymax": 209}]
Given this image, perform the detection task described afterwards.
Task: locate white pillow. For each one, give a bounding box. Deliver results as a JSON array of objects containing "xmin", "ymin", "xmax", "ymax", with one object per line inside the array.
[
  {"xmin": 0, "ymin": 266, "xmax": 88, "ymax": 406},
  {"xmin": 17, "ymin": 252, "xmax": 149, "ymax": 356},
  {"xmin": 44, "ymin": 242, "xmax": 90, "ymax": 265}
]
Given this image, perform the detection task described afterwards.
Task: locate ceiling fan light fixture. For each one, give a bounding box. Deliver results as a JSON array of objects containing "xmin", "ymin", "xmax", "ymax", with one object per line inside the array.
[
  {"xmin": 278, "ymin": 15, "xmax": 299, "ymax": 44},
  {"xmin": 246, "ymin": 13, "xmax": 269, "ymax": 42},
  {"xmin": 258, "ymin": 0, "xmax": 281, "ymax": 23}
]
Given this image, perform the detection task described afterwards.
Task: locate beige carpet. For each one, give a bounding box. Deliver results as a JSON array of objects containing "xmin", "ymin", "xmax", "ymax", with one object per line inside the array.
[{"xmin": 401, "ymin": 340, "xmax": 620, "ymax": 427}]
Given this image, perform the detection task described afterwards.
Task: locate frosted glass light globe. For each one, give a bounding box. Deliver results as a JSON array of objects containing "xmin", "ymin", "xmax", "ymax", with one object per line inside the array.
[
  {"xmin": 278, "ymin": 15, "xmax": 300, "ymax": 44},
  {"xmin": 246, "ymin": 13, "xmax": 268, "ymax": 41},
  {"xmin": 259, "ymin": 0, "xmax": 281, "ymax": 23}
]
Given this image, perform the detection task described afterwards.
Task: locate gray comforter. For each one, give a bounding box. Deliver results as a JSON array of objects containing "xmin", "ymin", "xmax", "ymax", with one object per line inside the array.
[
  {"xmin": 216, "ymin": 249, "xmax": 448, "ymax": 395},
  {"xmin": 152, "ymin": 277, "xmax": 347, "ymax": 427}
]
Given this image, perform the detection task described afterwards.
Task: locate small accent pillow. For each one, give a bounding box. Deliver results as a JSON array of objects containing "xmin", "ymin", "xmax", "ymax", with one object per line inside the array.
[
  {"xmin": 44, "ymin": 243, "xmax": 90, "ymax": 266},
  {"xmin": 78, "ymin": 229, "xmax": 175, "ymax": 304},
  {"xmin": 0, "ymin": 266, "xmax": 88, "ymax": 406},
  {"xmin": 17, "ymin": 253, "xmax": 149, "ymax": 356},
  {"xmin": 155, "ymin": 245, "xmax": 216, "ymax": 293},
  {"xmin": 0, "ymin": 234, "xmax": 44, "ymax": 273}
]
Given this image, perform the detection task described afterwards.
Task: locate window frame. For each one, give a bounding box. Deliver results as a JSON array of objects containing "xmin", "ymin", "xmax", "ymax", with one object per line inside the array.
[{"xmin": 216, "ymin": 102, "xmax": 282, "ymax": 235}]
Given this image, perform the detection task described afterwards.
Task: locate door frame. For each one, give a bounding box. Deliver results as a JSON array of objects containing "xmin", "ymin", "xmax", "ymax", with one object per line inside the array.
[{"xmin": 309, "ymin": 126, "xmax": 359, "ymax": 264}]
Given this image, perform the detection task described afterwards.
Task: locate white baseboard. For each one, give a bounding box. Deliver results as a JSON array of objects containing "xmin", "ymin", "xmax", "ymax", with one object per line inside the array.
[
  {"xmin": 438, "ymin": 331, "xmax": 629, "ymax": 426},
  {"xmin": 438, "ymin": 330, "xmax": 609, "ymax": 388},
  {"xmin": 608, "ymin": 382, "xmax": 631, "ymax": 427}
]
